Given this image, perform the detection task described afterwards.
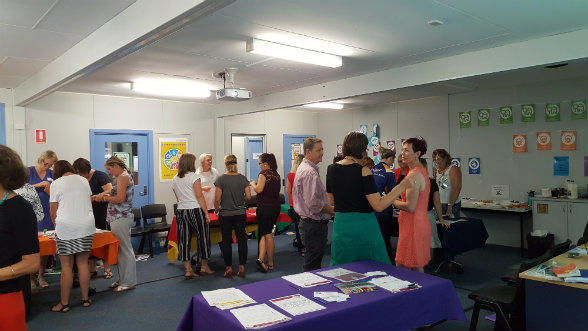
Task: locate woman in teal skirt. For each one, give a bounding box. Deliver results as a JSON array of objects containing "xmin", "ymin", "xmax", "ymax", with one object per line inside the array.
[{"xmin": 326, "ymin": 132, "xmax": 413, "ymax": 266}]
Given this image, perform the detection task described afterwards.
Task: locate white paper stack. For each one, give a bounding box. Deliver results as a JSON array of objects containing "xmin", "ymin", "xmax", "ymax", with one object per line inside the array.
[
  {"xmin": 230, "ymin": 304, "xmax": 291, "ymax": 329},
  {"xmin": 269, "ymin": 294, "xmax": 325, "ymax": 316},
  {"xmin": 314, "ymin": 291, "xmax": 349, "ymax": 302},
  {"xmin": 282, "ymin": 272, "xmax": 331, "ymax": 288},
  {"xmin": 201, "ymin": 288, "xmax": 256, "ymax": 310},
  {"xmin": 364, "ymin": 271, "xmax": 387, "ymax": 277},
  {"xmin": 370, "ymin": 276, "xmax": 417, "ymax": 293},
  {"xmin": 316, "ymin": 268, "xmax": 368, "ymax": 282}
]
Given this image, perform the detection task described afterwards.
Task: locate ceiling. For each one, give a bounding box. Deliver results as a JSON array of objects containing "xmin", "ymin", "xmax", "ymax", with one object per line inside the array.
[
  {"xmin": 0, "ymin": 0, "xmax": 136, "ymax": 88},
  {"xmin": 3, "ymin": 0, "xmax": 588, "ymax": 105}
]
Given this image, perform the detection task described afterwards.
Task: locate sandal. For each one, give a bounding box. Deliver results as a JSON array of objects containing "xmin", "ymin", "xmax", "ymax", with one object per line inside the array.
[
  {"xmin": 267, "ymin": 264, "xmax": 274, "ymax": 272},
  {"xmin": 104, "ymin": 270, "xmax": 113, "ymax": 279},
  {"xmin": 184, "ymin": 271, "xmax": 198, "ymax": 280},
  {"xmin": 81, "ymin": 299, "xmax": 92, "ymax": 307},
  {"xmin": 200, "ymin": 268, "xmax": 215, "ymax": 275},
  {"xmin": 38, "ymin": 277, "xmax": 49, "ymax": 288},
  {"xmin": 223, "ymin": 267, "xmax": 233, "ymax": 279},
  {"xmin": 256, "ymin": 259, "xmax": 268, "ymax": 273},
  {"xmin": 50, "ymin": 303, "xmax": 70, "ymax": 313},
  {"xmin": 108, "ymin": 282, "xmax": 119, "ymax": 289},
  {"xmin": 237, "ymin": 267, "xmax": 245, "ymax": 278},
  {"xmin": 112, "ymin": 285, "xmax": 135, "ymax": 292}
]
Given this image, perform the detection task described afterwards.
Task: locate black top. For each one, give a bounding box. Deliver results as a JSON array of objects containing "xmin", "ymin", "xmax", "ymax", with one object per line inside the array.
[
  {"xmin": 89, "ymin": 170, "xmax": 112, "ymax": 230},
  {"xmin": 257, "ymin": 169, "xmax": 281, "ymax": 206},
  {"xmin": 428, "ymin": 178, "xmax": 439, "ymax": 211},
  {"xmin": 0, "ymin": 195, "xmax": 40, "ymax": 294},
  {"xmin": 326, "ymin": 163, "xmax": 379, "ymax": 213}
]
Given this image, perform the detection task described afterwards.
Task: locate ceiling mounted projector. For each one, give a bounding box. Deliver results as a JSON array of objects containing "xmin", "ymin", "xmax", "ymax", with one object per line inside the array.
[{"xmin": 213, "ymin": 68, "xmax": 252, "ymax": 101}]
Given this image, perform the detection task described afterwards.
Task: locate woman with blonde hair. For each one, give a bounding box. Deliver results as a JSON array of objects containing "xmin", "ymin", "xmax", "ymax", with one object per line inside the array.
[
  {"xmin": 196, "ymin": 154, "xmax": 218, "ymax": 212},
  {"xmin": 95, "ymin": 156, "xmax": 136, "ymax": 292},
  {"xmin": 214, "ymin": 155, "xmax": 251, "ymax": 278},
  {"xmin": 28, "ymin": 150, "xmax": 58, "ymax": 288},
  {"xmin": 286, "ymin": 154, "xmax": 305, "ymax": 255},
  {"xmin": 171, "ymin": 153, "xmax": 213, "ymax": 279}
]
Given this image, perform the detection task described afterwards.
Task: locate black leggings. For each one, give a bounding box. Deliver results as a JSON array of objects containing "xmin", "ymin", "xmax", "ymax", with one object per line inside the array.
[{"xmin": 219, "ymin": 214, "xmax": 248, "ymax": 266}]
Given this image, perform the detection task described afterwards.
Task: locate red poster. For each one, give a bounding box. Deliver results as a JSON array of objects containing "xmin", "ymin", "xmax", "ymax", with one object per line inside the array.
[
  {"xmin": 536, "ymin": 132, "xmax": 551, "ymax": 151},
  {"xmin": 513, "ymin": 134, "xmax": 526, "ymax": 153},
  {"xmin": 35, "ymin": 129, "xmax": 47, "ymax": 144},
  {"xmin": 561, "ymin": 131, "xmax": 576, "ymax": 151}
]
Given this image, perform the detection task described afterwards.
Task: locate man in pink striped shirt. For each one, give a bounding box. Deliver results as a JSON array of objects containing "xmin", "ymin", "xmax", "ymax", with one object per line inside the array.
[{"xmin": 292, "ymin": 138, "xmax": 334, "ymax": 271}]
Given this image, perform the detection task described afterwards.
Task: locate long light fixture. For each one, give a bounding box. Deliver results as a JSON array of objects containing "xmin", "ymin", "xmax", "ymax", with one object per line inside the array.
[
  {"xmin": 246, "ymin": 38, "xmax": 342, "ymax": 68},
  {"xmin": 303, "ymin": 102, "xmax": 344, "ymax": 110},
  {"xmin": 131, "ymin": 78, "xmax": 212, "ymax": 98}
]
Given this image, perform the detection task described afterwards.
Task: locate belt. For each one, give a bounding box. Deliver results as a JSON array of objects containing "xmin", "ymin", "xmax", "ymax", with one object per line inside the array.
[{"xmin": 301, "ymin": 218, "xmax": 329, "ymax": 224}]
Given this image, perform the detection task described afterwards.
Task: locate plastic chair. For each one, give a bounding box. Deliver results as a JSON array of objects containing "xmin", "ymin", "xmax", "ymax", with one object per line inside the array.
[{"xmin": 141, "ymin": 204, "xmax": 170, "ymax": 258}]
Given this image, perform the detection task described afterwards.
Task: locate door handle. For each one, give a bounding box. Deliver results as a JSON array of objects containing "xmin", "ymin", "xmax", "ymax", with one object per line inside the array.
[
  {"xmin": 139, "ymin": 185, "xmax": 147, "ymax": 196},
  {"xmin": 563, "ymin": 204, "xmax": 566, "ymax": 214},
  {"xmin": 569, "ymin": 204, "xmax": 573, "ymax": 214}
]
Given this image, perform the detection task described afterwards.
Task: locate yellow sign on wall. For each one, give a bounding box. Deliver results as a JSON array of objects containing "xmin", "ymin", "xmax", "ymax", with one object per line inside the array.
[{"xmin": 159, "ymin": 138, "xmax": 188, "ymax": 181}]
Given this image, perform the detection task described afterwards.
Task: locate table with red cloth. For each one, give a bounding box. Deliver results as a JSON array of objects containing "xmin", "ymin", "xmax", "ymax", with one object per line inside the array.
[
  {"xmin": 167, "ymin": 209, "xmax": 291, "ymax": 262},
  {"xmin": 38, "ymin": 231, "xmax": 119, "ymax": 265}
]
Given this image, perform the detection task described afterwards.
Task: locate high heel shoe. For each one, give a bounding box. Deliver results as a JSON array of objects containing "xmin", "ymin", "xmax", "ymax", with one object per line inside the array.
[
  {"xmin": 237, "ymin": 267, "xmax": 245, "ymax": 278},
  {"xmin": 255, "ymin": 259, "xmax": 268, "ymax": 273},
  {"xmin": 223, "ymin": 267, "xmax": 234, "ymax": 279},
  {"xmin": 184, "ymin": 271, "xmax": 198, "ymax": 279}
]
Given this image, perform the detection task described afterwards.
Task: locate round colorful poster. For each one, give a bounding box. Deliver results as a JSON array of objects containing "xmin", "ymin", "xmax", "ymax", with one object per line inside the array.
[{"xmin": 164, "ymin": 149, "xmax": 182, "ymax": 170}]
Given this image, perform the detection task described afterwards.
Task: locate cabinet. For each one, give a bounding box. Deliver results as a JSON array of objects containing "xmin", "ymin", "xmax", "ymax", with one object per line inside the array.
[{"xmin": 532, "ymin": 198, "xmax": 588, "ymax": 245}]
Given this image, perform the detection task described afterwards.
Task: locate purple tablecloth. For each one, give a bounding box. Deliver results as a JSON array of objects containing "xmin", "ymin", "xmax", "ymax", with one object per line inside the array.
[{"xmin": 177, "ymin": 260, "xmax": 466, "ymax": 331}]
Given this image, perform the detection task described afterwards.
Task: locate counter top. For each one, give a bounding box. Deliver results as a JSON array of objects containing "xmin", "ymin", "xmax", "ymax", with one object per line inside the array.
[{"xmin": 531, "ymin": 197, "xmax": 588, "ymax": 203}]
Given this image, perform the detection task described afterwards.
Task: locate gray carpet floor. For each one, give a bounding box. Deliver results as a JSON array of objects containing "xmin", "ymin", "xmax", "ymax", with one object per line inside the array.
[{"xmin": 26, "ymin": 225, "xmax": 523, "ymax": 331}]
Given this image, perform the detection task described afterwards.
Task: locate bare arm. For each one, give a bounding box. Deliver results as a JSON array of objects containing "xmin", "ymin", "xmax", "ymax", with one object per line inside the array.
[
  {"xmin": 327, "ymin": 193, "xmax": 334, "ymax": 206},
  {"xmin": 0, "ymin": 253, "xmax": 40, "ymax": 282},
  {"xmin": 446, "ymin": 167, "xmax": 462, "ymax": 216},
  {"xmin": 250, "ymin": 174, "xmax": 266, "ymax": 194},
  {"xmin": 365, "ymin": 167, "xmax": 414, "ymax": 212},
  {"xmin": 193, "ymin": 179, "xmax": 210, "ymax": 222},
  {"xmin": 214, "ymin": 186, "xmax": 222, "ymax": 212},
  {"xmin": 286, "ymin": 177, "xmax": 293, "ymax": 198},
  {"xmin": 106, "ymin": 175, "xmax": 129, "ymax": 204},
  {"xmin": 392, "ymin": 171, "xmax": 422, "ymax": 213},
  {"xmin": 49, "ymin": 202, "xmax": 58, "ymax": 226},
  {"xmin": 434, "ymin": 191, "xmax": 450, "ymax": 227},
  {"xmin": 244, "ymin": 186, "xmax": 252, "ymax": 201}
]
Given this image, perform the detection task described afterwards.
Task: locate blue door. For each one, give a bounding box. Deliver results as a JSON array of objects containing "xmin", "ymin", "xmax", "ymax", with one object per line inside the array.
[
  {"xmin": 246, "ymin": 137, "xmax": 264, "ymax": 181},
  {"xmin": 89, "ymin": 130, "xmax": 154, "ymax": 209},
  {"xmin": 282, "ymin": 134, "xmax": 315, "ymax": 204}
]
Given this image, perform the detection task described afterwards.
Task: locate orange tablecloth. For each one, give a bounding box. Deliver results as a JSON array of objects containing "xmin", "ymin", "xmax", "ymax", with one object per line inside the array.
[{"xmin": 38, "ymin": 232, "xmax": 119, "ymax": 265}]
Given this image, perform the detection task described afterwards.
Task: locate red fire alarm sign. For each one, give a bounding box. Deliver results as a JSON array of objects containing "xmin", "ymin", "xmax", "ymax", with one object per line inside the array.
[{"xmin": 35, "ymin": 129, "xmax": 47, "ymax": 144}]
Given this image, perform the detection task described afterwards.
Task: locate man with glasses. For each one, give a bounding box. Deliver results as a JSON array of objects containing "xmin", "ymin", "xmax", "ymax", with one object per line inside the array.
[{"xmin": 292, "ymin": 138, "xmax": 334, "ymax": 271}]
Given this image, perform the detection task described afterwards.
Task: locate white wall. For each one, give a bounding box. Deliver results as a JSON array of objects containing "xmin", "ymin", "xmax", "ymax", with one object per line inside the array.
[
  {"xmin": 24, "ymin": 92, "xmax": 216, "ymax": 216},
  {"xmin": 0, "ymin": 88, "xmax": 27, "ymax": 159},
  {"xmin": 231, "ymin": 136, "xmax": 246, "ymax": 175}
]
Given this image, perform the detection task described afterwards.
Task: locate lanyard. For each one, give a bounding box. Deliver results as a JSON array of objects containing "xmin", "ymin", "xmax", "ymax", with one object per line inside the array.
[{"xmin": 0, "ymin": 191, "xmax": 10, "ymax": 206}]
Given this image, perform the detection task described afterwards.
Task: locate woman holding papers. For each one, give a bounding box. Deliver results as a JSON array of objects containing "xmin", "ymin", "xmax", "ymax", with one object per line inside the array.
[{"xmin": 326, "ymin": 132, "xmax": 415, "ymax": 266}]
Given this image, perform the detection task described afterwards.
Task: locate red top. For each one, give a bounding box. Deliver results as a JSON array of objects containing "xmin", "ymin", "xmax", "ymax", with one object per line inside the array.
[{"xmin": 286, "ymin": 172, "xmax": 296, "ymax": 206}]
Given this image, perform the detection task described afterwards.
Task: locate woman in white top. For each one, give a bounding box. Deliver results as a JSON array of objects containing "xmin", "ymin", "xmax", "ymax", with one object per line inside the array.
[
  {"xmin": 172, "ymin": 153, "xmax": 213, "ymax": 279},
  {"xmin": 49, "ymin": 160, "xmax": 95, "ymax": 312},
  {"xmin": 196, "ymin": 153, "xmax": 218, "ymax": 212},
  {"xmin": 433, "ymin": 149, "xmax": 462, "ymax": 218}
]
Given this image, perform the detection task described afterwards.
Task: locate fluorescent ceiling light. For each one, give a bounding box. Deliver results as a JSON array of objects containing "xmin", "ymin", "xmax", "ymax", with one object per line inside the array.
[
  {"xmin": 246, "ymin": 38, "xmax": 342, "ymax": 68},
  {"xmin": 131, "ymin": 78, "xmax": 212, "ymax": 98},
  {"xmin": 257, "ymin": 33, "xmax": 354, "ymax": 56},
  {"xmin": 303, "ymin": 102, "xmax": 344, "ymax": 110}
]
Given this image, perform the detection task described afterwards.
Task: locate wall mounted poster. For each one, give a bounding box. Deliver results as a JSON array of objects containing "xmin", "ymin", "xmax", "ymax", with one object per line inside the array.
[
  {"xmin": 468, "ymin": 157, "xmax": 481, "ymax": 174},
  {"xmin": 477, "ymin": 109, "xmax": 490, "ymax": 126},
  {"xmin": 560, "ymin": 131, "xmax": 577, "ymax": 151},
  {"xmin": 459, "ymin": 111, "xmax": 471, "ymax": 128},
  {"xmin": 159, "ymin": 138, "xmax": 188, "ymax": 181},
  {"xmin": 571, "ymin": 99, "xmax": 587, "ymax": 120},
  {"xmin": 499, "ymin": 106, "xmax": 513, "ymax": 124},
  {"xmin": 385, "ymin": 140, "xmax": 396, "ymax": 154},
  {"xmin": 451, "ymin": 158, "xmax": 461, "ymax": 168},
  {"xmin": 513, "ymin": 134, "xmax": 526, "ymax": 153},
  {"xmin": 521, "ymin": 104, "xmax": 535, "ymax": 122},
  {"xmin": 553, "ymin": 156, "xmax": 569, "ymax": 176},
  {"xmin": 359, "ymin": 125, "xmax": 368, "ymax": 135},
  {"xmin": 536, "ymin": 132, "xmax": 551, "ymax": 151},
  {"xmin": 491, "ymin": 184, "xmax": 509, "ymax": 200},
  {"xmin": 336, "ymin": 144, "xmax": 343, "ymax": 156},
  {"xmin": 545, "ymin": 103, "xmax": 561, "ymax": 122}
]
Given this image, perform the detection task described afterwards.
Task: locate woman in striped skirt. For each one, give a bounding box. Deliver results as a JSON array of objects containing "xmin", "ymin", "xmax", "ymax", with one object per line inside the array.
[
  {"xmin": 49, "ymin": 160, "xmax": 95, "ymax": 312},
  {"xmin": 172, "ymin": 153, "xmax": 213, "ymax": 279}
]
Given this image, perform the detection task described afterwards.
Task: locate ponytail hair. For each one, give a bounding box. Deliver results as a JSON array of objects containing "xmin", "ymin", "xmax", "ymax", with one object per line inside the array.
[{"xmin": 104, "ymin": 156, "xmax": 129, "ymax": 172}]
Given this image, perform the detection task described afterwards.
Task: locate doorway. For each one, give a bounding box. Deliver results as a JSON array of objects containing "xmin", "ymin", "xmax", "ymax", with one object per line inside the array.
[
  {"xmin": 230, "ymin": 134, "xmax": 266, "ymax": 180},
  {"xmin": 283, "ymin": 134, "xmax": 315, "ymax": 204},
  {"xmin": 89, "ymin": 129, "xmax": 154, "ymax": 209}
]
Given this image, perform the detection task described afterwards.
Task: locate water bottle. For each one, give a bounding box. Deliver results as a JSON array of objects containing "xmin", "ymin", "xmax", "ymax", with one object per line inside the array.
[
  {"xmin": 527, "ymin": 191, "xmax": 534, "ymax": 206},
  {"xmin": 154, "ymin": 241, "xmax": 161, "ymax": 255}
]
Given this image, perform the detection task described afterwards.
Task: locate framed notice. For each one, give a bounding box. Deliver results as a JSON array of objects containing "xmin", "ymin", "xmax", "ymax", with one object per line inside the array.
[{"xmin": 159, "ymin": 138, "xmax": 188, "ymax": 181}]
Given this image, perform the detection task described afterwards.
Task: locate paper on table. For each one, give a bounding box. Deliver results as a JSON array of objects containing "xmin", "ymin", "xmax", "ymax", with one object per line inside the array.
[
  {"xmin": 364, "ymin": 271, "xmax": 387, "ymax": 277},
  {"xmin": 269, "ymin": 294, "xmax": 325, "ymax": 316},
  {"xmin": 230, "ymin": 303, "xmax": 291, "ymax": 329},
  {"xmin": 316, "ymin": 268, "xmax": 368, "ymax": 282},
  {"xmin": 201, "ymin": 288, "xmax": 256, "ymax": 310},
  {"xmin": 314, "ymin": 291, "xmax": 349, "ymax": 302},
  {"xmin": 370, "ymin": 276, "xmax": 417, "ymax": 293},
  {"xmin": 282, "ymin": 272, "xmax": 331, "ymax": 288}
]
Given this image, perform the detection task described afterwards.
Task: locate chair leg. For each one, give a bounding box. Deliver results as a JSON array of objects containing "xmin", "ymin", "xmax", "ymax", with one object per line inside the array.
[
  {"xmin": 492, "ymin": 303, "xmax": 512, "ymax": 331},
  {"xmin": 138, "ymin": 235, "xmax": 145, "ymax": 254},
  {"xmin": 163, "ymin": 231, "xmax": 169, "ymax": 250},
  {"xmin": 148, "ymin": 233, "xmax": 154, "ymax": 258},
  {"xmin": 469, "ymin": 301, "xmax": 481, "ymax": 331}
]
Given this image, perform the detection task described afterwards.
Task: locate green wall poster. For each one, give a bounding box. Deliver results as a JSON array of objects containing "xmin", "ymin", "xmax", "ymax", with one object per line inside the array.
[
  {"xmin": 477, "ymin": 109, "xmax": 490, "ymax": 126},
  {"xmin": 571, "ymin": 99, "xmax": 587, "ymax": 120},
  {"xmin": 459, "ymin": 111, "xmax": 471, "ymax": 128},
  {"xmin": 545, "ymin": 103, "xmax": 560, "ymax": 122},
  {"xmin": 521, "ymin": 104, "xmax": 535, "ymax": 122},
  {"xmin": 499, "ymin": 106, "xmax": 513, "ymax": 124}
]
